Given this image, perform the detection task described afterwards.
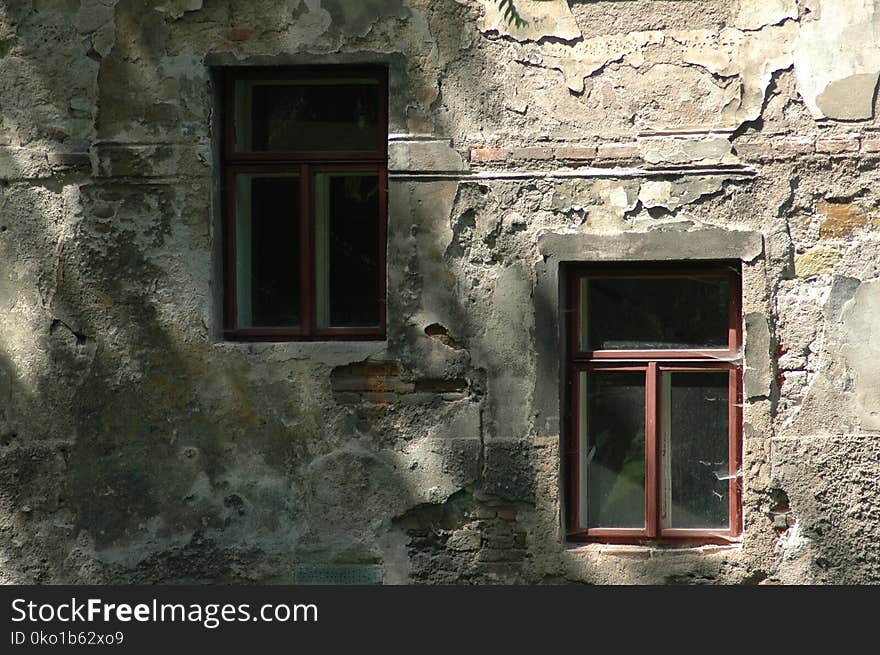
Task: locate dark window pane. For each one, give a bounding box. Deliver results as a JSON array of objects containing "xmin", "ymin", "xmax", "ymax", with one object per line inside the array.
[
  {"xmin": 580, "ymin": 370, "xmax": 646, "ymax": 529},
  {"xmin": 315, "ymin": 173, "xmax": 381, "ymax": 328},
  {"xmin": 235, "ymin": 174, "xmax": 299, "ymax": 328},
  {"xmin": 662, "ymin": 371, "xmax": 730, "ymax": 530},
  {"xmin": 235, "ymin": 79, "xmax": 380, "ymax": 152},
  {"xmin": 580, "ymin": 275, "xmax": 730, "ymax": 350}
]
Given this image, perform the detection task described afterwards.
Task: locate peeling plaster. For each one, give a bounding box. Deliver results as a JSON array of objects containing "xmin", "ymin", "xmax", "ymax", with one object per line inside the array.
[
  {"xmin": 3, "ymin": 0, "xmax": 880, "ymax": 586},
  {"xmin": 733, "ymin": 0, "xmax": 798, "ymax": 31},
  {"xmin": 513, "ymin": 21, "xmax": 796, "ymax": 128},
  {"xmin": 478, "ymin": 0, "xmax": 581, "ymax": 43},
  {"xmin": 154, "ymin": 0, "xmax": 203, "ymax": 20},
  {"xmin": 795, "ymin": 0, "xmax": 880, "ymax": 120},
  {"xmin": 516, "ymin": 31, "xmax": 665, "ymax": 94},
  {"xmin": 638, "ymin": 134, "xmax": 737, "ymax": 166},
  {"xmin": 637, "ymin": 177, "xmax": 726, "ymax": 211}
]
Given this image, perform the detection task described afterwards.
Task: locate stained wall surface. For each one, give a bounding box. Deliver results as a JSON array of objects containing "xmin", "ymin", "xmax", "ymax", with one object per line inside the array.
[{"xmin": 1, "ymin": 0, "xmax": 879, "ymax": 584}]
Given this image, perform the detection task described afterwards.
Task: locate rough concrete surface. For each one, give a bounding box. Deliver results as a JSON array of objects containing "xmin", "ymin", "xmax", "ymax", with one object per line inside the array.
[{"xmin": 1, "ymin": 0, "xmax": 879, "ymax": 585}]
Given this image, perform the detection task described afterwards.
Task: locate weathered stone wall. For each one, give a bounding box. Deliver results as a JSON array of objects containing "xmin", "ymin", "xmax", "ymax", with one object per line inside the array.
[{"xmin": 1, "ymin": 0, "xmax": 878, "ymax": 584}]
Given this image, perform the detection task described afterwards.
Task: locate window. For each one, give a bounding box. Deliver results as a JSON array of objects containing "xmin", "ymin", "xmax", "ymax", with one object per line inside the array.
[
  {"xmin": 565, "ymin": 262, "xmax": 742, "ymax": 544},
  {"xmin": 222, "ymin": 66, "xmax": 388, "ymax": 340}
]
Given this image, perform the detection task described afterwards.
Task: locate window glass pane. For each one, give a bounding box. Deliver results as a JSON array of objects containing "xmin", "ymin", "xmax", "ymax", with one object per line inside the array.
[
  {"xmin": 235, "ymin": 78, "xmax": 381, "ymax": 152},
  {"xmin": 662, "ymin": 371, "xmax": 730, "ymax": 530},
  {"xmin": 315, "ymin": 173, "xmax": 381, "ymax": 328},
  {"xmin": 579, "ymin": 275, "xmax": 730, "ymax": 351},
  {"xmin": 235, "ymin": 174, "xmax": 300, "ymax": 328},
  {"xmin": 581, "ymin": 370, "xmax": 646, "ymax": 529}
]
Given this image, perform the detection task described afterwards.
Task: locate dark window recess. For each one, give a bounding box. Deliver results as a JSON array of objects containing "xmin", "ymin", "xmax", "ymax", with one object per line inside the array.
[
  {"xmin": 242, "ymin": 81, "xmax": 381, "ymax": 153},
  {"xmin": 664, "ymin": 371, "xmax": 730, "ymax": 530},
  {"xmin": 581, "ymin": 276, "xmax": 729, "ymax": 351},
  {"xmin": 584, "ymin": 370, "xmax": 646, "ymax": 529},
  {"xmin": 223, "ymin": 66, "xmax": 388, "ymax": 340},
  {"xmin": 316, "ymin": 171, "xmax": 382, "ymax": 331},
  {"xmin": 566, "ymin": 263, "xmax": 743, "ymax": 545},
  {"xmin": 236, "ymin": 175, "xmax": 300, "ymax": 328}
]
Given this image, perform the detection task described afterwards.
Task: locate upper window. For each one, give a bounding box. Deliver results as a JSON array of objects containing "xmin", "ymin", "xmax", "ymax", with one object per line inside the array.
[
  {"xmin": 222, "ymin": 66, "xmax": 388, "ymax": 340},
  {"xmin": 565, "ymin": 262, "xmax": 742, "ymax": 544}
]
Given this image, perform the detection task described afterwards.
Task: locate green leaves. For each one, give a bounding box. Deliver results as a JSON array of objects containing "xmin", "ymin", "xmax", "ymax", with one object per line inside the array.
[
  {"xmin": 496, "ymin": 0, "xmax": 556, "ymax": 28},
  {"xmin": 496, "ymin": 0, "xmax": 527, "ymax": 28}
]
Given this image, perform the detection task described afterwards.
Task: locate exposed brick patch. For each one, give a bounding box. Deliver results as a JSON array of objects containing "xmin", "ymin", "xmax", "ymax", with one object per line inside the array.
[
  {"xmin": 47, "ymin": 151, "xmax": 91, "ymax": 171},
  {"xmin": 470, "ymin": 147, "xmax": 510, "ymax": 163},
  {"xmin": 815, "ymin": 136, "xmax": 859, "ymax": 155},
  {"xmin": 359, "ymin": 391, "xmax": 399, "ymax": 404},
  {"xmin": 735, "ymin": 137, "xmax": 814, "ymax": 162},
  {"xmin": 343, "ymin": 362, "xmax": 400, "ymax": 377},
  {"xmin": 776, "ymin": 136, "xmax": 815, "ymax": 158},
  {"xmin": 861, "ymin": 138, "xmax": 880, "ymax": 153},
  {"xmin": 424, "ymin": 323, "xmax": 461, "ymax": 349},
  {"xmin": 496, "ymin": 509, "xmax": 517, "ymax": 521},
  {"xmin": 818, "ymin": 200, "xmax": 868, "ymax": 239},
  {"xmin": 413, "ymin": 378, "xmax": 468, "ymax": 393},
  {"xmin": 769, "ymin": 491, "xmax": 796, "ymax": 535},
  {"xmin": 331, "ymin": 362, "xmax": 468, "ymax": 405},
  {"xmin": 554, "ymin": 145, "xmax": 598, "ymax": 161},
  {"xmin": 394, "ymin": 491, "xmax": 529, "ymax": 583},
  {"xmin": 226, "ymin": 28, "xmax": 256, "ymax": 41},
  {"xmin": 331, "ymin": 362, "xmax": 406, "ymax": 404},
  {"xmin": 596, "ymin": 142, "xmax": 639, "ymax": 160},
  {"xmin": 510, "ymin": 146, "xmax": 553, "ymax": 161},
  {"xmin": 734, "ymin": 142, "xmax": 773, "ymax": 162}
]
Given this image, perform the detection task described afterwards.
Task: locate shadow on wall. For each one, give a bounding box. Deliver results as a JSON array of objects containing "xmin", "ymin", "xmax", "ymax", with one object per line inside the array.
[
  {"xmin": 0, "ymin": 0, "xmax": 311, "ymax": 583},
  {"xmin": 7, "ymin": 0, "xmax": 869, "ymax": 586}
]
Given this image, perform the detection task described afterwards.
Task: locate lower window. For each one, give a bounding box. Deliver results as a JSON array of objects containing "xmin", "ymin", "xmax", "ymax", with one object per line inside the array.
[{"xmin": 565, "ymin": 263, "xmax": 743, "ymax": 543}]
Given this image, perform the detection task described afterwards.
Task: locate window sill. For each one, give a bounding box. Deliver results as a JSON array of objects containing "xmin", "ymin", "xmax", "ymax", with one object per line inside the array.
[
  {"xmin": 211, "ymin": 339, "xmax": 390, "ymax": 365},
  {"xmin": 564, "ymin": 540, "xmax": 741, "ymax": 560}
]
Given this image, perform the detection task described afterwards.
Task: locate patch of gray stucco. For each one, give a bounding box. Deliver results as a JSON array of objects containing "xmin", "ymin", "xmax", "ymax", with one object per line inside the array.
[
  {"xmin": 637, "ymin": 177, "xmax": 727, "ymax": 211},
  {"xmin": 771, "ymin": 434, "xmax": 880, "ymax": 583},
  {"xmin": 840, "ymin": 279, "xmax": 880, "ymax": 430},
  {"xmin": 388, "ymin": 139, "xmax": 468, "ymax": 172},
  {"xmin": 816, "ymin": 73, "xmax": 880, "ymax": 121},
  {"xmin": 321, "ymin": 0, "xmax": 410, "ymax": 38},
  {"xmin": 825, "ymin": 275, "xmax": 862, "ymax": 330},
  {"xmin": 155, "ymin": 0, "xmax": 203, "ymax": 20},
  {"xmin": 794, "ymin": 0, "xmax": 880, "ymax": 120},
  {"xmin": 638, "ymin": 135, "xmax": 736, "ymax": 166},
  {"xmin": 538, "ymin": 226, "xmax": 763, "ymax": 263},
  {"xmin": 744, "ymin": 312, "xmax": 771, "ymax": 399}
]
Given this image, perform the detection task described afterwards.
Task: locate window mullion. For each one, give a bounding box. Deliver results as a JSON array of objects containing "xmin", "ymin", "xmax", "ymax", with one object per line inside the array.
[
  {"xmin": 728, "ymin": 367, "xmax": 741, "ymax": 534},
  {"xmin": 378, "ymin": 163, "xmax": 388, "ymax": 335},
  {"xmin": 645, "ymin": 361, "xmax": 658, "ymax": 537},
  {"xmin": 224, "ymin": 168, "xmax": 237, "ymax": 331},
  {"xmin": 300, "ymin": 163, "xmax": 313, "ymax": 336},
  {"xmin": 568, "ymin": 367, "xmax": 582, "ymax": 533}
]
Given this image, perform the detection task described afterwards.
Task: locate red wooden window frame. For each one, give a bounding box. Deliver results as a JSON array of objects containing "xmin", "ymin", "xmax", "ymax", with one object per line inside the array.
[
  {"xmin": 222, "ymin": 66, "xmax": 388, "ymax": 341},
  {"xmin": 565, "ymin": 262, "xmax": 743, "ymax": 545}
]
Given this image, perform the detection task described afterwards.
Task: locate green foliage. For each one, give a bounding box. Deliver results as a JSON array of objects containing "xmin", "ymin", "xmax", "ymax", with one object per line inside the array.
[
  {"xmin": 496, "ymin": 0, "xmax": 527, "ymax": 28},
  {"xmin": 496, "ymin": 0, "xmax": 556, "ymax": 28}
]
